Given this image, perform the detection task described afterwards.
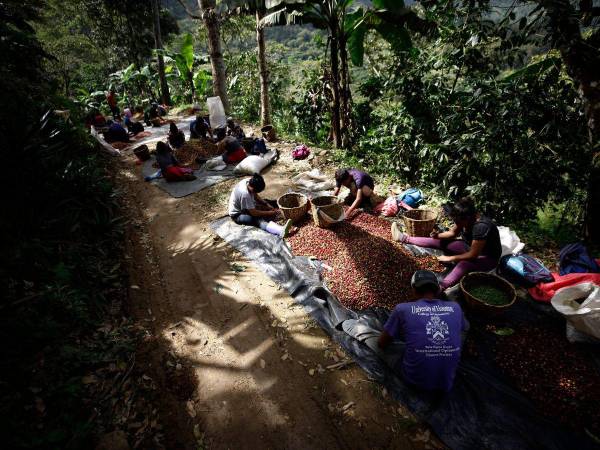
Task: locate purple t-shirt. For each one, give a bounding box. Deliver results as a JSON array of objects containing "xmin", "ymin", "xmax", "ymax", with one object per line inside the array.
[
  {"xmin": 384, "ymin": 299, "xmax": 467, "ymax": 392},
  {"xmin": 339, "ymin": 169, "xmax": 374, "ymax": 189}
]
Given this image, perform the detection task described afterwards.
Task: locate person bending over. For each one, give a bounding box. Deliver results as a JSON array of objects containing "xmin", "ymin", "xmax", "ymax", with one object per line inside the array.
[
  {"xmin": 220, "ymin": 136, "xmax": 247, "ymax": 164},
  {"xmin": 226, "ymin": 117, "xmax": 245, "ymax": 139},
  {"xmin": 168, "ymin": 123, "xmax": 186, "ymax": 149},
  {"xmin": 190, "ymin": 115, "xmax": 212, "ymax": 140},
  {"xmin": 378, "ymin": 270, "xmax": 468, "ymax": 392},
  {"xmin": 333, "ymin": 168, "xmax": 375, "ymax": 216},
  {"xmin": 103, "ymin": 120, "xmax": 129, "ymax": 143},
  {"xmin": 228, "ymin": 173, "xmax": 293, "ymax": 238},
  {"xmin": 155, "ymin": 141, "xmax": 195, "ymax": 182},
  {"xmin": 391, "ymin": 197, "xmax": 501, "ymax": 289}
]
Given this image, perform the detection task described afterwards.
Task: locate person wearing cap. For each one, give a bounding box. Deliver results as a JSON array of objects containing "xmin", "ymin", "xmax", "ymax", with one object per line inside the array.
[
  {"xmin": 333, "ymin": 168, "xmax": 376, "ymax": 217},
  {"xmin": 391, "ymin": 196, "xmax": 501, "ymax": 289},
  {"xmin": 226, "ymin": 117, "xmax": 245, "ymax": 139},
  {"xmin": 228, "ymin": 173, "xmax": 293, "ymax": 238},
  {"xmin": 378, "ymin": 270, "xmax": 468, "ymax": 392}
]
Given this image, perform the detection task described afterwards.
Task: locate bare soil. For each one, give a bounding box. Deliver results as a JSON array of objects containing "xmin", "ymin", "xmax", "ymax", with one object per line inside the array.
[{"xmin": 115, "ymin": 125, "xmax": 443, "ymax": 450}]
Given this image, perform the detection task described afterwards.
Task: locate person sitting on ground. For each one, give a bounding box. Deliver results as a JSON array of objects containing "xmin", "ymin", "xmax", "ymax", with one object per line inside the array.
[
  {"xmin": 155, "ymin": 141, "xmax": 196, "ymax": 182},
  {"xmin": 391, "ymin": 196, "xmax": 502, "ymax": 290},
  {"xmin": 190, "ymin": 115, "xmax": 212, "ymax": 140},
  {"xmin": 168, "ymin": 122, "xmax": 185, "ymax": 149},
  {"xmin": 378, "ymin": 270, "xmax": 468, "ymax": 392},
  {"xmin": 106, "ymin": 88, "xmax": 120, "ymax": 120},
  {"xmin": 220, "ymin": 136, "xmax": 247, "ymax": 164},
  {"xmin": 144, "ymin": 103, "xmax": 166, "ymax": 127},
  {"xmin": 123, "ymin": 108, "xmax": 144, "ymax": 134},
  {"xmin": 103, "ymin": 120, "xmax": 129, "ymax": 143},
  {"xmin": 214, "ymin": 126, "xmax": 227, "ymax": 142},
  {"xmin": 226, "ymin": 117, "xmax": 245, "ymax": 139},
  {"xmin": 228, "ymin": 173, "xmax": 293, "ymax": 238},
  {"xmin": 333, "ymin": 168, "xmax": 376, "ymax": 216}
]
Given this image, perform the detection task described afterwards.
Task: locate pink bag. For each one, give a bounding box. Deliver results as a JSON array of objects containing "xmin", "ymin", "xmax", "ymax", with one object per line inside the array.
[
  {"xmin": 374, "ymin": 196, "xmax": 399, "ymax": 216},
  {"xmin": 292, "ymin": 144, "xmax": 310, "ymax": 160}
]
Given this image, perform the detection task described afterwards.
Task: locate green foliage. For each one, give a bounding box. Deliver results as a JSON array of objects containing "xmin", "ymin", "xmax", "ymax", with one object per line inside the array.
[
  {"xmin": 226, "ymin": 48, "xmax": 292, "ymax": 125},
  {"xmin": 343, "ymin": 11, "xmax": 590, "ymax": 226},
  {"xmin": 0, "ymin": 2, "xmax": 130, "ymax": 446}
]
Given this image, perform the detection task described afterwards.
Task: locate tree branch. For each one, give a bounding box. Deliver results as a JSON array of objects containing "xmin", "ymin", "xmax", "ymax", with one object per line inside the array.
[{"xmin": 176, "ymin": 0, "xmax": 202, "ymax": 19}]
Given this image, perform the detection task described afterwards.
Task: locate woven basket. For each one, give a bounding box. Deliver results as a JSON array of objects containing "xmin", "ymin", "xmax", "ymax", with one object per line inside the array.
[
  {"xmin": 277, "ymin": 193, "xmax": 309, "ymax": 223},
  {"xmin": 133, "ymin": 144, "xmax": 150, "ymax": 161},
  {"xmin": 460, "ymin": 272, "xmax": 516, "ymax": 317},
  {"xmin": 402, "ymin": 208, "xmax": 437, "ymax": 237},
  {"xmin": 261, "ymin": 124, "xmax": 277, "ymax": 142},
  {"xmin": 311, "ymin": 196, "xmax": 344, "ymax": 228}
]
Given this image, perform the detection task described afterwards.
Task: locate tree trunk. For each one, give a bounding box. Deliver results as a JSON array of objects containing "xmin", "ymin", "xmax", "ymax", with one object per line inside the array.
[
  {"xmin": 329, "ymin": 18, "xmax": 342, "ymax": 148},
  {"xmin": 541, "ymin": 0, "xmax": 600, "ymax": 243},
  {"xmin": 152, "ymin": 0, "xmax": 171, "ymax": 105},
  {"xmin": 256, "ymin": 10, "xmax": 271, "ymax": 126},
  {"xmin": 339, "ymin": 33, "xmax": 351, "ymax": 148},
  {"xmin": 198, "ymin": 0, "xmax": 230, "ymax": 113}
]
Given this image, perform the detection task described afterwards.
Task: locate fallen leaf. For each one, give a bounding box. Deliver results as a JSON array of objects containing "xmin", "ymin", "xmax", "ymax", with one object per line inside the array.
[
  {"xmin": 260, "ymin": 359, "xmax": 266, "ymax": 369},
  {"xmin": 309, "ymin": 369, "xmax": 315, "ymax": 376}
]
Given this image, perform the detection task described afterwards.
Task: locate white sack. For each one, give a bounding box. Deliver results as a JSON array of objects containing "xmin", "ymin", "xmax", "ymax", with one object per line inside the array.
[
  {"xmin": 498, "ymin": 225, "xmax": 525, "ymax": 256},
  {"xmin": 234, "ymin": 150, "xmax": 277, "ymax": 175},
  {"xmin": 207, "ymin": 96, "xmax": 226, "ymax": 129},
  {"xmin": 551, "ymin": 283, "xmax": 600, "ymax": 340}
]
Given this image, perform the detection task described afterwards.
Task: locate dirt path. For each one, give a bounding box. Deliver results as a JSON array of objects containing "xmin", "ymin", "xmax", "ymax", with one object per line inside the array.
[{"xmin": 115, "ymin": 127, "xmax": 442, "ymax": 450}]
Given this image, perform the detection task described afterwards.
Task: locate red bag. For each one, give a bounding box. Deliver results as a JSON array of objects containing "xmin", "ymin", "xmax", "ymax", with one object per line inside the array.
[
  {"xmin": 224, "ymin": 147, "xmax": 247, "ymax": 164},
  {"xmin": 373, "ymin": 196, "xmax": 399, "ymax": 217}
]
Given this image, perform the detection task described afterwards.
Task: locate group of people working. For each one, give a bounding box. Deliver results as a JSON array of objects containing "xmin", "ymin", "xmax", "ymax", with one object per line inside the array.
[{"xmin": 228, "ymin": 167, "xmax": 502, "ymax": 393}]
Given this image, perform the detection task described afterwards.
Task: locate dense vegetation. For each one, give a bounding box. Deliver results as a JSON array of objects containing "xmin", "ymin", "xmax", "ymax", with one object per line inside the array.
[{"xmin": 0, "ymin": 0, "xmax": 598, "ymax": 444}]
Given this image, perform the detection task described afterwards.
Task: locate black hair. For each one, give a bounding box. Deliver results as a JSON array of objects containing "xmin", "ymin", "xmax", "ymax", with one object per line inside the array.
[
  {"xmin": 156, "ymin": 141, "xmax": 170, "ymax": 155},
  {"xmin": 449, "ymin": 196, "xmax": 477, "ymax": 221},
  {"xmin": 414, "ymin": 283, "xmax": 439, "ymax": 296},
  {"xmin": 215, "ymin": 127, "xmax": 226, "ymax": 141},
  {"xmin": 169, "ymin": 122, "xmax": 178, "ymax": 134},
  {"xmin": 335, "ymin": 169, "xmax": 350, "ymax": 186},
  {"xmin": 248, "ymin": 173, "xmax": 266, "ymax": 193}
]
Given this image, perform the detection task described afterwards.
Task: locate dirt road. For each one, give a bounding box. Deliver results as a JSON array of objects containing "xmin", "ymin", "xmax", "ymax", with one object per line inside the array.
[{"xmin": 116, "ymin": 131, "xmax": 441, "ymax": 450}]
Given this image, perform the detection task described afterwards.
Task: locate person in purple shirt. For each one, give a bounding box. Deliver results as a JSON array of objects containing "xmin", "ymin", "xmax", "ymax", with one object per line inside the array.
[
  {"xmin": 333, "ymin": 168, "xmax": 376, "ymax": 216},
  {"xmin": 378, "ymin": 270, "xmax": 468, "ymax": 392}
]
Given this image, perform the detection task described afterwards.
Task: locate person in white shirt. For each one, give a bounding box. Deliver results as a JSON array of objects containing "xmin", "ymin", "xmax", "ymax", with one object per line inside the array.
[{"xmin": 228, "ymin": 173, "xmax": 292, "ymax": 238}]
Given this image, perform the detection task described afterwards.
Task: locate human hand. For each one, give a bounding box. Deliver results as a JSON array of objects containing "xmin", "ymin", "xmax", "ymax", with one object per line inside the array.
[
  {"xmin": 437, "ymin": 255, "xmax": 454, "ymax": 264},
  {"xmin": 430, "ymin": 231, "xmax": 439, "ymax": 238}
]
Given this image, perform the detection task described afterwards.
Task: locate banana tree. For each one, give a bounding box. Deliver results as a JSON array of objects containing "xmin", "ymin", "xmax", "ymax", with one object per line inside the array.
[
  {"xmin": 166, "ymin": 33, "xmax": 196, "ymax": 102},
  {"xmin": 262, "ymin": 0, "xmax": 431, "ymax": 147}
]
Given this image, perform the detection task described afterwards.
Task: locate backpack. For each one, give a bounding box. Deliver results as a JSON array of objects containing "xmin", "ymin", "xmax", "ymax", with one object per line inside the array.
[
  {"xmin": 397, "ymin": 188, "xmax": 423, "ymax": 208},
  {"xmin": 559, "ymin": 243, "xmax": 600, "ymax": 276},
  {"xmin": 292, "ymin": 144, "xmax": 310, "ymax": 160},
  {"xmin": 498, "ymin": 254, "xmax": 554, "ymax": 287},
  {"xmin": 252, "ymin": 138, "xmax": 268, "ymax": 155}
]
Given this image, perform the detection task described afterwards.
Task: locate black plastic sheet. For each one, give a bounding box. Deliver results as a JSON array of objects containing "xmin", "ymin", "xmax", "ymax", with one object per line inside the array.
[{"xmin": 210, "ymin": 217, "xmax": 599, "ymax": 450}]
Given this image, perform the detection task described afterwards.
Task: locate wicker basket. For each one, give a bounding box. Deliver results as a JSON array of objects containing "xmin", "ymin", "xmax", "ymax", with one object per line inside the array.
[
  {"xmin": 311, "ymin": 196, "xmax": 344, "ymax": 228},
  {"xmin": 460, "ymin": 272, "xmax": 516, "ymax": 317},
  {"xmin": 277, "ymin": 193, "xmax": 309, "ymax": 223},
  {"xmin": 133, "ymin": 144, "xmax": 150, "ymax": 161},
  {"xmin": 402, "ymin": 208, "xmax": 437, "ymax": 237},
  {"xmin": 261, "ymin": 124, "xmax": 276, "ymax": 142}
]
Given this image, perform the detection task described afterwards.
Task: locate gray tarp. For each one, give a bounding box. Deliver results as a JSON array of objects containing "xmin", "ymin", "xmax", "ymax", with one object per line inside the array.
[
  {"xmin": 210, "ymin": 216, "xmax": 599, "ymax": 450},
  {"xmin": 142, "ymin": 160, "xmax": 238, "ymax": 198}
]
